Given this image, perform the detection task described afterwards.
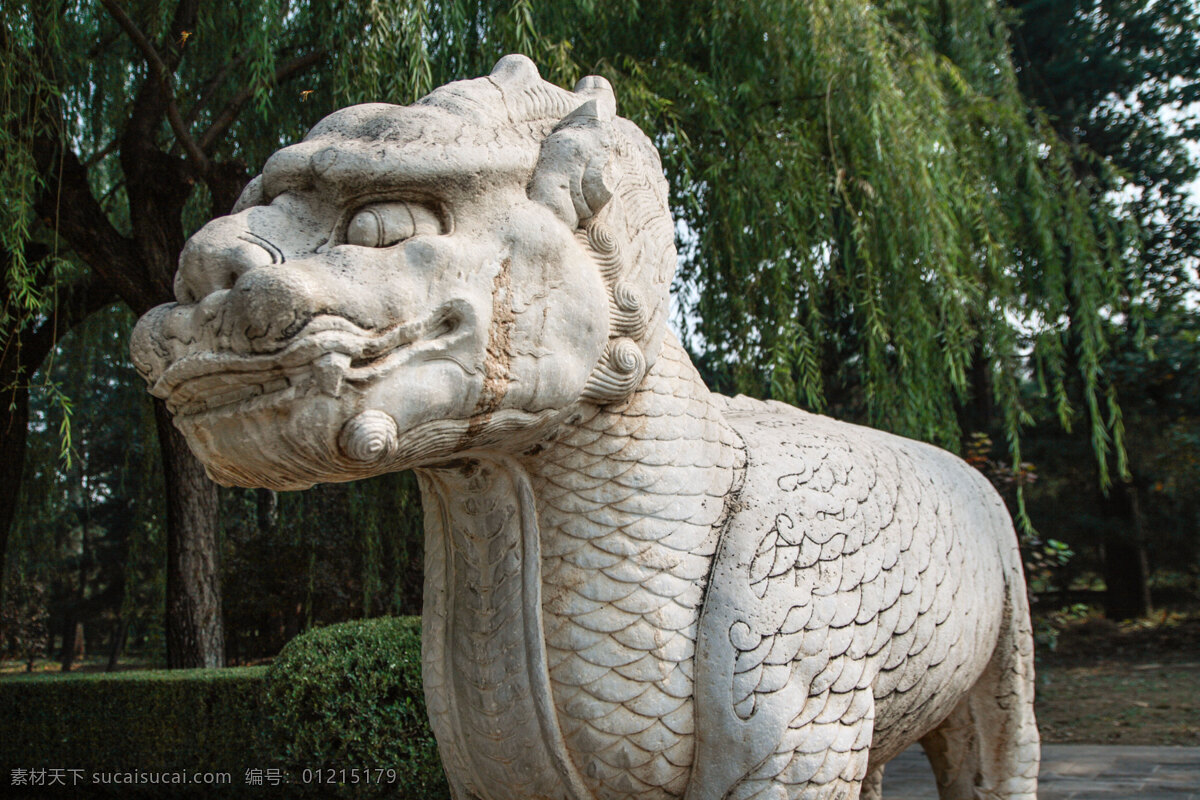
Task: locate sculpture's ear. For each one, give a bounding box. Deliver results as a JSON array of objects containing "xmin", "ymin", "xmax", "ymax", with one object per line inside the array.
[
  {"xmin": 527, "ymin": 77, "xmax": 618, "ymax": 228},
  {"xmin": 232, "ymin": 175, "xmax": 266, "ymax": 213}
]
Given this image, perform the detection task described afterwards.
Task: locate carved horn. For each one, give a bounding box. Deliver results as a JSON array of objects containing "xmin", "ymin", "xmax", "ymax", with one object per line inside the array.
[
  {"xmin": 574, "ymin": 74, "xmax": 617, "ymax": 120},
  {"xmin": 527, "ymin": 95, "xmax": 617, "ymax": 228},
  {"xmin": 490, "ymin": 53, "xmax": 542, "ymax": 86}
]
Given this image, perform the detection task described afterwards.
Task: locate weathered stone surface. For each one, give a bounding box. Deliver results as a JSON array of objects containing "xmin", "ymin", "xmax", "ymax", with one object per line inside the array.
[{"xmin": 132, "ymin": 55, "xmax": 1040, "ymax": 800}]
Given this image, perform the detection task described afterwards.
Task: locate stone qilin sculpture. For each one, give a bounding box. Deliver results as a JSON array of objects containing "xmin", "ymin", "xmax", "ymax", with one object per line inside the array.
[{"xmin": 131, "ymin": 56, "xmax": 1039, "ymax": 800}]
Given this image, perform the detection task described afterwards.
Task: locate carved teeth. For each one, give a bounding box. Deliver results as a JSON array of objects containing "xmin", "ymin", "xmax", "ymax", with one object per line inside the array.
[
  {"xmin": 204, "ymin": 384, "xmax": 261, "ymax": 410},
  {"xmin": 313, "ymin": 352, "xmax": 351, "ymax": 397}
]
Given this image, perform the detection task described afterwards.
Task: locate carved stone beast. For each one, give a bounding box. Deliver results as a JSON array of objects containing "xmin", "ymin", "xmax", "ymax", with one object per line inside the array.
[{"xmin": 132, "ymin": 56, "xmax": 1039, "ymax": 800}]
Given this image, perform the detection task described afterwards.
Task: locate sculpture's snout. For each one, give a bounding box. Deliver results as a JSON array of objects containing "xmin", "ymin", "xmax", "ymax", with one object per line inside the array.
[
  {"xmin": 131, "ymin": 204, "xmax": 335, "ymax": 391},
  {"xmin": 224, "ymin": 265, "xmax": 323, "ymax": 353},
  {"xmin": 129, "ymin": 303, "xmax": 175, "ymax": 387},
  {"xmin": 174, "ymin": 213, "xmax": 277, "ymax": 304},
  {"xmin": 172, "ymin": 207, "xmax": 338, "ymax": 355}
]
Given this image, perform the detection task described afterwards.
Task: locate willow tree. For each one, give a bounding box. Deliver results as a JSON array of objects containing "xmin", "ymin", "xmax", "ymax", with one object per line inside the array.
[
  {"xmin": 0, "ymin": 0, "xmax": 614, "ymax": 667},
  {"xmin": 1, "ymin": 0, "xmax": 471, "ymax": 666},
  {"xmin": 611, "ymin": 2, "xmax": 1127, "ymax": 468},
  {"xmin": 3, "ymin": 0, "xmax": 1131, "ymax": 662},
  {"xmin": 1006, "ymin": 0, "xmax": 1200, "ymax": 617}
]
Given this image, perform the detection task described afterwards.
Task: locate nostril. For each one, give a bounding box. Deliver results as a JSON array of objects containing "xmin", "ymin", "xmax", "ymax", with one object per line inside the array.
[
  {"xmin": 433, "ymin": 310, "xmax": 461, "ymax": 339},
  {"xmin": 226, "ymin": 266, "xmax": 321, "ymax": 353},
  {"xmin": 196, "ymin": 289, "xmax": 230, "ymax": 326},
  {"xmin": 173, "ymin": 272, "xmax": 197, "ymax": 304},
  {"xmin": 176, "ymin": 217, "xmax": 279, "ymax": 304}
]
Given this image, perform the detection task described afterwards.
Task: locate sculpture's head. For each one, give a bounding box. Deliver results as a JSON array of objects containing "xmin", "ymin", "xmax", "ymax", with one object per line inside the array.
[{"xmin": 131, "ymin": 56, "xmax": 676, "ymax": 490}]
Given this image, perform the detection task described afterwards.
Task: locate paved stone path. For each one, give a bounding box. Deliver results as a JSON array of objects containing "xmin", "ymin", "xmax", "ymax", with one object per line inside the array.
[{"xmin": 881, "ymin": 744, "xmax": 1200, "ymax": 798}]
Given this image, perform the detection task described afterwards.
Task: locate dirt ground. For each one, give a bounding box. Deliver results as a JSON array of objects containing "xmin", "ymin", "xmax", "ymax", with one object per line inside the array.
[{"xmin": 1035, "ymin": 611, "xmax": 1200, "ymax": 745}]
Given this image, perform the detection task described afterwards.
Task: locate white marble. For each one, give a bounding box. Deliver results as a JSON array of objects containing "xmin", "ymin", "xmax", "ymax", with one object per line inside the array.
[{"xmin": 132, "ymin": 55, "xmax": 1040, "ymax": 800}]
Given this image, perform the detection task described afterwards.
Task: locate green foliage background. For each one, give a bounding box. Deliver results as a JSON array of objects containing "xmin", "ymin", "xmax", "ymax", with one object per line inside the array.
[
  {"xmin": 0, "ymin": 665, "xmax": 267, "ymax": 796},
  {"xmin": 0, "ymin": 619, "xmax": 446, "ymax": 797},
  {"xmin": 264, "ymin": 616, "xmax": 447, "ymax": 798},
  {"xmin": 1, "ymin": 0, "xmax": 1138, "ymax": 459},
  {"xmin": 0, "ymin": 0, "xmax": 1196, "ymax": 661}
]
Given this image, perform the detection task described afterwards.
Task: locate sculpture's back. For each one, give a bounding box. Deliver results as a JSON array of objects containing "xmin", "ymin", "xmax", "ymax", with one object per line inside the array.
[{"xmin": 132, "ymin": 56, "xmax": 1038, "ymax": 800}]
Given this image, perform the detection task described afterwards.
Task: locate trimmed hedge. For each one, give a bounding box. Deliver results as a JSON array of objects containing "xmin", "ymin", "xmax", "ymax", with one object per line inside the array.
[
  {"xmin": 0, "ymin": 666, "xmax": 267, "ymax": 797},
  {"xmin": 0, "ymin": 618, "xmax": 447, "ymax": 798},
  {"xmin": 263, "ymin": 616, "xmax": 449, "ymax": 799}
]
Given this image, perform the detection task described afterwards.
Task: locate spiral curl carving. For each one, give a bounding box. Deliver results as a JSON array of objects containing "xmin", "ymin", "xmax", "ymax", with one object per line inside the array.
[
  {"xmin": 610, "ymin": 338, "xmax": 642, "ymax": 374},
  {"xmin": 609, "ymin": 280, "xmax": 648, "ymax": 339},
  {"xmin": 339, "ymin": 410, "xmax": 399, "ymax": 464},
  {"xmin": 588, "ymin": 221, "xmax": 618, "ymax": 254},
  {"xmin": 581, "ymin": 337, "xmax": 647, "ymax": 403},
  {"xmin": 612, "ymin": 280, "xmax": 642, "ymax": 312}
]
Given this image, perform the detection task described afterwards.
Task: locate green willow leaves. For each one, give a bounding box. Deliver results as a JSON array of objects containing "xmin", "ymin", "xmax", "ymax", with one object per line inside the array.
[{"xmin": 3, "ymin": 0, "xmax": 1139, "ymax": 492}]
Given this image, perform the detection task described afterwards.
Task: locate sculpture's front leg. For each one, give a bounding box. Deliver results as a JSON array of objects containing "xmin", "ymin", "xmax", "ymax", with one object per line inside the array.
[{"xmin": 721, "ymin": 689, "xmax": 876, "ymax": 800}]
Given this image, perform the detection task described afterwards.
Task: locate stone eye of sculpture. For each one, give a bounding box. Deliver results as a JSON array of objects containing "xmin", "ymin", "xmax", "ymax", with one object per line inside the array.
[{"xmin": 132, "ymin": 55, "xmax": 1039, "ymax": 800}]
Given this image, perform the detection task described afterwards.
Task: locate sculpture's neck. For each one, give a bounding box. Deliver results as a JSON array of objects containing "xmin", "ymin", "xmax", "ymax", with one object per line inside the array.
[
  {"xmin": 417, "ymin": 451, "xmax": 589, "ymax": 800},
  {"xmin": 418, "ymin": 335, "xmax": 743, "ymax": 800}
]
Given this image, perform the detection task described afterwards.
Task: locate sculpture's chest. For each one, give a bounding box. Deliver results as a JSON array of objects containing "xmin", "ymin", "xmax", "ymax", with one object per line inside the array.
[
  {"xmin": 420, "ymin": 451, "xmax": 731, "ymax": 800},
  {"xmin": 420, "ymin": 428, "xmax": 741, "ymax": 800},
  {"xmin": 420, "ymin": 463, "xmax": 588, "ymax": 800},
  {"xmin": 536, "ymin": 494, "xmax": 723, "ymax": 799}
]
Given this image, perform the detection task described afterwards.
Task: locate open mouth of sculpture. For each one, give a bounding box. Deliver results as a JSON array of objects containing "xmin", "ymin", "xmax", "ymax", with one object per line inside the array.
[{"xmin": 155, "ymin": 303, "xmax": 469, "ymax": 418}]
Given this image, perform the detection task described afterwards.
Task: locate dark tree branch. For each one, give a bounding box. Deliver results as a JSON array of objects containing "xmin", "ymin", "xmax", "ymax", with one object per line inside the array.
[
  {"xmin": 183, "ymin": 51, "xmax": 251, "ymax": 127},
  {"xmin": 205, "ymin": 159, "xmax": 251, "ymax": 218},
  {"xmin": 82, "ymin": 138, "xmax": 121, "ymax": 169},
  {"xmin": 105, "ymin": 1, "xmax": 216, "ymax": 305},
  {"xmin": 1, "ymin": 270, "xmax": 118, "ymax": 391},
  {"xmin": 198, "ymin": 49, "xmax": 327, "ymax": 152},
  {"xmin": 31, "ymin": 137, "xmax": 155, "ymax": 313},
  {"xmin": 87, "ymin": 27, "xmax": 124, "ymax": 59},
  {"xmin": 188, "ymin": 47, "xmax": 326, "ymax": 216},
  {"xmin": 99, "ymin": 0, "xmax": 210, "ymax": 176},
  {"xmin": 0, "ymin": 243, "xmax": 109, "ymax": 375},
  {"xmin": 162, "ymin": 0, "xmax": 202, "ymax": 71},
  {"xmin": 38, "ymin": 272, "xmax": 118, "ymax": 347},
  {"xmin": 97, "ymin": 176, "xmax": 127, "ymax": 208}
]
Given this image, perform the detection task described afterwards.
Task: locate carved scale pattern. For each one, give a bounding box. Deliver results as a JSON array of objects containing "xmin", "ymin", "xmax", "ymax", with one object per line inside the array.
[
  {"xmin": 420, "ymin": 461, "xmax": 588, "ymax": 800},
  {"xmin": 419, "ymin": 352, "xmax": 1037, "ymax": 800},
  {"xmin": 419, "ymin": 334, "xmax": 741, "ymax": 800},
  {"xmin": 697, "ymin": 399, "xmax": 1019, "ymax": 800},
  {"xmin": 534, "ymin": 335, "xmax": 742, "ymax": 799}
]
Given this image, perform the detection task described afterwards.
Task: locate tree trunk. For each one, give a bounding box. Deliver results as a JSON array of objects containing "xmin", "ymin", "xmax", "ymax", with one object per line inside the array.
[
  {"xmin": 255, "ymin": 488, "xmax": 278, "ymax": 534},
  {"xmin": 0, "ymin": 381, "xmax": 30, "ymax": 583},
  {"xmin": 1101, "ymin": 482, "xmax": 1152, "ymax": 620},
  {"xmin": 155, "ymin": 401, "xmax": 225, "ymax": 668},
  {"xmin": 959, "ymin": 337, "xmax": 994, "ymax": 436},
  {"xmin": 107, "ymin": 618, "xmax": 128, "ymax": 672},
  {"xmin": 59, "ymin": 617, "xmax": 79, "ymax": 672},
  {"xmin": 1102, "ymin": 538, "xmax": 1151, "ymax": 620}
]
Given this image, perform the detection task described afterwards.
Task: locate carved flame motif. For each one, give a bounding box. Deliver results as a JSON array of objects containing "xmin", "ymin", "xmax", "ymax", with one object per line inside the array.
[{"xmin": 132, "ymin": 56, "xmax": 1040, "ymax": 800}]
